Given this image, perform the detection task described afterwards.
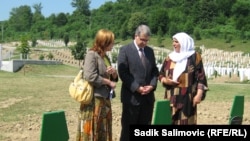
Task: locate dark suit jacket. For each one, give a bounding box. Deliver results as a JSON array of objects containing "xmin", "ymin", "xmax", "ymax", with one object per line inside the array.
[{"xmin": 118, "ymin": 42, "xmax": 159, "ymax": 105}]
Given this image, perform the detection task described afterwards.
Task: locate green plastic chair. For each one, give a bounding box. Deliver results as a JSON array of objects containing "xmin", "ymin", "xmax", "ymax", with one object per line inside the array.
[
  {"xmin": 229, "ymin": 95, "xmax": 244, "ymax": 125},
  {"xmin": 40, "ymin": 110, "xmax": 69, "ymax": 141},
  {"xmin": 152, "ymin": 100, "xmax": 171, "ymax": 125}
]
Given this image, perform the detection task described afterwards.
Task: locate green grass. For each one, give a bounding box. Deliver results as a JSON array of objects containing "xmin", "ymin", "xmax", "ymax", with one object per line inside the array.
[
  {"xmin": 0, "ymin": 64, "xmax": 249, "ymax": 140},
  {"xmin": 0, "ymin": 64, "xmax": 80, "ymax": 122},
  {"xmin": 200, "ymin": 83, "xmax": 249, "ymax": 102},
  {"xmin": 0, "ymin": 64, "xmax": 249, "ymax": 122}
]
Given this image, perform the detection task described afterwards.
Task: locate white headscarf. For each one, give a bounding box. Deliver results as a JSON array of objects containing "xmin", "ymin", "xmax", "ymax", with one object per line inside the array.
[{"xmin": 169, "ymin": 32, "xmax": 195, "ymax": 81}]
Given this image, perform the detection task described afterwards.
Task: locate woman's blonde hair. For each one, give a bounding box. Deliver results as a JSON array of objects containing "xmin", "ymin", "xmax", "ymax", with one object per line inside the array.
[{"xmin": 91, "ymin": 29, "xmax": 115, "ymax": 57}]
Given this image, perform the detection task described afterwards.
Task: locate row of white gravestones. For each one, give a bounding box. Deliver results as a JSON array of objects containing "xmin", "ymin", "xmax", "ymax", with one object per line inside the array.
[
  {"xmin": 202, "ymin": 47, "xmax": 250, "ymax": 68},
  {"xmin": 204, "ymin": 65, "xmax": 250, "ymax": 82},
  {"xmin": 25, "ymin": 41, "xmax": 250, "ymax": 81},
  {"xmin": 36, "ymin": 40, "xmax": 66, "ymax": 47},
  {"xmin": 106, "ymin": 44, "xmax": 250, "ymax": 82},
  {"xmin": 199, "ymin": 45, "xmax": 250, "ymax": 81}
]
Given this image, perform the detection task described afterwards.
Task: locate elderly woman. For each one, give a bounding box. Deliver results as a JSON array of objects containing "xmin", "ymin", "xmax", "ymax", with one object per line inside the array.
[{"xmin": 158, "ymin": 32, "xmax": 208, "ymax": 125}]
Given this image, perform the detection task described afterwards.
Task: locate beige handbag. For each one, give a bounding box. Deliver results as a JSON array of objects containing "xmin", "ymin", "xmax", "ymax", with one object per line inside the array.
[{"xmin": 69, "ymin": 70, "xmax": 93, "ymax": 104}]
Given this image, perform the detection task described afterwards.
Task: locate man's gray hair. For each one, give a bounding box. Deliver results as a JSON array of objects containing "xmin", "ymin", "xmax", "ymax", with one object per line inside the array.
[{"xmin": 135, "ymin": 24, "xmax": 151, "ymax": 36}]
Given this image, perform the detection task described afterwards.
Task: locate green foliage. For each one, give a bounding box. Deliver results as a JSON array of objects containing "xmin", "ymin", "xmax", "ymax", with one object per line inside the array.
[
  {"xmin": 157, "ymin": 27, "xmax": 163, "ymax": 37},
  {"xmin": 9, "ymin": 5, "xmax": 33, "ymax": 32},
  {"xmin": 49, "ymin": 28, "xmax": 55, "ymax": 39},
  {"xmin": 31, "ymin": 37, "xmax": 37, "ymax": 47},
  {"xmin": 127, "ymin": 12, "xmax": 148, "ymax": 37},
  {"xmin": 53, "ymin": 13, "xmax": 68, "ymax": 27},
  {"xmin": 157, "ymin": 34, "xmax": 163, "ymax": 47},
  {"xmin": 225, "ymin": 34, "xmax": 233, "ymax": 43},
  {"xmin": 32, "ymin": 3, "xmax": 45, "ymax": 23},
  {"xmin": 148, "ymin": 8, "xmax": 169, "ymax": 34},
  {"xmin": 46, "ymin": 52, "xmax": 54, "ymax": 60},
  {"xmin": 194, "ymin": 28, "xmax": 202, "ymax": 40},
  {"xmin": 2, "ymin": 0, "xmax": 250, "ymax": 46},
  {"xmin": 71, "ymin": 0, "xmax": 91, "ymax": 16},
  {"xmin": 214, "ymin": 70, "xmax": 218, "ymax": 78},
  {"xmin": 17, "ymin": 36, "xmax": 31, "ymax": 59},
  {"xmin": 70, "ymin": 40, "xmax": 87, "ymax": 67},
  {"xmin": 111, "ymin": 52, "xmax": 118, "ymax": 63},
  {"xmin": 63, "ymin": 33, "xmax": 69, "ymax": 46},
  {"xmin": 39, "ymin": 54, "xmax": 44, "ymax": 60},
  {"xmin": 168, "ymin": 23, "xmax": 178, "ymax": 37},
  {"xmin": 120, "ymin": 24, "xmax": 129, "ymax": 40}
]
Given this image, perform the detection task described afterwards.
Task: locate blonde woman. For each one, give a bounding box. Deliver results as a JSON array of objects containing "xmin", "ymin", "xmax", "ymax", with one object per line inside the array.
[{"xmin": 76, "ymin": 29, "xmax": 118, "ymax": 141}]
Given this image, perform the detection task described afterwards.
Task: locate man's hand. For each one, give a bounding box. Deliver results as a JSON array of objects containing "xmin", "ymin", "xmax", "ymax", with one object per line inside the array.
[{"xmin": 137, "ymin": 85, "xmax": 153, "ymax": 95}]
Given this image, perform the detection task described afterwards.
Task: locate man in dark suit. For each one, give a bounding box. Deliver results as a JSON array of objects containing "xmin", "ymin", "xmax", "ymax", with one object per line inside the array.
[{"xmin": 117, "ymin": 24, "xmax": 159, "ymax": 141}]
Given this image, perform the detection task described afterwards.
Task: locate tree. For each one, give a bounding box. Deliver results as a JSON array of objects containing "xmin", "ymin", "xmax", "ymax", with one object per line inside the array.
[
  {"xmin": 148, "ymin": 8, "xmax": 169, "ymax": 34},
  {"xmin": 49, "ymin": 28, "xmax": 55, "ymax": 39},
  {"xmin": 71, "ymin": 0, "xmax": 90, "ymax": 16},
  {"xmin": 120, "ymin": 23, "xmax": 128, "ymax": 40},
  {"xmin": 194, "ymin": 28, "xmax": 202, "ymax": 40},
  {"xmin": 231, "ymin": 0, "xmax": 250, "ymax": 31},
  {"xmin": 64, "ymin": 33, "xmax": 70, "ymax": 47},
  {"xmin": 53, "ymin": 13, "xmax": 68, "ymax": 26},
  {"xmin": 39, "ymin": 54, "xmax": 45, "ymax": 60},
  {"xmin": 32, "ymin": 3, "xmax": 45, "ymax": 23},
  {"xmin": 31, "ymin": 37, "xmax": 37, "ymax": 47},
  {"xmin": 17, "ymin": 36, "xmax": 31, "ymax": 59},
  {"xmin": 127, "ymin": 12, "xmax": 148, "ymax": 38},
  {"xmin": 9, "ymin": 5, "xmax": 33, "ymax": 31},
  {"xmin": 47, "ymin": 52, "xmax": 54, "ymax": 60},
  {"xmin": 3, "ymin": 0, "xmax": 250, "ymax": 43},
  {"xmin": 33, "ymin": 3, "xmax": 42, "ymax": 14},
  {"xmin": 70, "ymin": 40, "xmax": 87, "ymax": 67},
  {"xmin": 168, "ymin": 23, "xmax": 178, "ymax": 37},
  {"xmin": 194, "ymin": 0, "xmax": 218, "ymax": 28}
]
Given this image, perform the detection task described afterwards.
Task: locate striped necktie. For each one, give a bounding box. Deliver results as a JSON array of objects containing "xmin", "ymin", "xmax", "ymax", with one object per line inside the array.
[{"xmin": 139, "ymin": 48, "xmax": 146, "ymax": 68}]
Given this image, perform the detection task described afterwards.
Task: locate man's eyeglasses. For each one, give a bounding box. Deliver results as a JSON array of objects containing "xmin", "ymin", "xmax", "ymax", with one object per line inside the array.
[{"xmin": 138, "ymin": 36, "xmax": 149, "ymax": 42}]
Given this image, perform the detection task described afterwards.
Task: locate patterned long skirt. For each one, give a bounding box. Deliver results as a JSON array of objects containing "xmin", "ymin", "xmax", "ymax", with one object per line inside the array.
[
  {"xmin": 171, "ymin": 107, "xmax": 197, "ymax": 125},
  {"xmin": 76, "ymin": 97, "xmax": 112, "ymax": 141}
]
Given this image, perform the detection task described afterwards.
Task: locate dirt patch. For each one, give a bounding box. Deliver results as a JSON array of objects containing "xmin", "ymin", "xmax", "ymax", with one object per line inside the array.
[{"xmin": 0, "ymin": 99, "xmax": 249, "ymax": 141}]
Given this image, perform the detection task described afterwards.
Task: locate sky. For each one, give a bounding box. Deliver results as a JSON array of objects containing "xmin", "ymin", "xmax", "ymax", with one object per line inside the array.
[{"xmin": 0, "ymin": 0, "xmax": 116, "ymax": 21}]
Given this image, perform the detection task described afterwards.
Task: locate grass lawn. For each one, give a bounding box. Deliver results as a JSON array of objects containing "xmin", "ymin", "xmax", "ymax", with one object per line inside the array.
[
  {"xmin": 0, "ymin": 64, "xmax": 249, "ymax": 141},
  {"xmin": 0, "ymin": 64, "xmax": 249, "ymax": 122}
]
